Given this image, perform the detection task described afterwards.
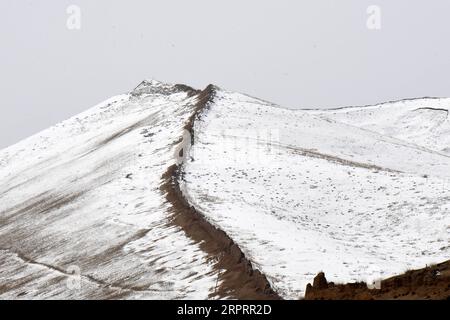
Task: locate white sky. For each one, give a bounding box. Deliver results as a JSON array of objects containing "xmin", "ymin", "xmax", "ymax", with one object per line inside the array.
[{"xmin": 1, "ymin": 0, "xmax": 450, "ymax": 148}]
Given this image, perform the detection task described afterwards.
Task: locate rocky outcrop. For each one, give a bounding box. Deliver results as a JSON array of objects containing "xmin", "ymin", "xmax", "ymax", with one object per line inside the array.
[{"xmin": 305, "ymin": 261, "xmax": 450, "ymax": 300}]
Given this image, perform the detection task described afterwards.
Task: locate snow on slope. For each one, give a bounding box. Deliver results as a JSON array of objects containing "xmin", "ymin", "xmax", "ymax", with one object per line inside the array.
[
  {"xmin": 0, "ymin": 80, "xmax": 219, "ymax": 299},
  {"xmin": 181, "ymin": 88, "xmax": 450, "ymax": 299},
  {"xmin": 307, "ymin": 98, "xmax": 450, "ymax": 155}
]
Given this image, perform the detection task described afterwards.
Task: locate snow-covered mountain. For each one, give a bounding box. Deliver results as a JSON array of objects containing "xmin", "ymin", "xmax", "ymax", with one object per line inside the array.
[
  {"xmin": 181, "ymin": 89, "xmax": 450, "ymax": 299},
  {"xmin": 0, "ymin": 80, "xmax": 449, "ymax": 299},
  {"xmin": 0, "ymin": 81, "xmax": 220, "ymax": 299}
]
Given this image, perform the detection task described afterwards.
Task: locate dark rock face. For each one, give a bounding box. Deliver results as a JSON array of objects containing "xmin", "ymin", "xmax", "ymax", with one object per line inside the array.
[
  {"xmin": 312, "ymin": 272, "xmax": 328, "ymax": 290},
  {"xmin": 304, "ymin": 261, "xmax": 450, "ymax": 300}
]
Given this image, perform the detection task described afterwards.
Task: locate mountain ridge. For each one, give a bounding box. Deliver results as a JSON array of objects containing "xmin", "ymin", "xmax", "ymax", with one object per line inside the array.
[{"xmin": 0, "ymin": 80, "xmax": 449, "ymax": 299}]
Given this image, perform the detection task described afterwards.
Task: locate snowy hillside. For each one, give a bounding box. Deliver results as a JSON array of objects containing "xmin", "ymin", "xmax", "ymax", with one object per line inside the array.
[
  {"xmin": 0, "ymin": 80, "xmax": 220, "ymax": 299},
  {"xmin": 307, "ymin": 98, "xmax": 450, "ymax": 155},
  {"xmin": 1, "ymin": 80, "xmax": 449, "ymax": 300},
  {"xmin": 181, "ymin": 88, "xmax": 450, "ymax": 299}
]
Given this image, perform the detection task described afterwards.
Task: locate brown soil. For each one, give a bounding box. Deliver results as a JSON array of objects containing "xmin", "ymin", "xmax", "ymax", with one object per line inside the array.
[
  {"xmin": 160, "ymin": 85, "xmax": 280, "ymax": 300},
  {"xmin": 305, "ymin": 261, "xmax": 450, "ymax": 300}
]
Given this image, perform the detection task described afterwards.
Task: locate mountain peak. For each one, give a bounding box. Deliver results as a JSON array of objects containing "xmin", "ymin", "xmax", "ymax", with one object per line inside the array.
[{"xmin": 131, "ymin": 79, "xmax": 186, "ymax": 96}]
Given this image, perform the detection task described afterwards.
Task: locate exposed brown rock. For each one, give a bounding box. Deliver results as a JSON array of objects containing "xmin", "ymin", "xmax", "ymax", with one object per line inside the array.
[
  {"xmin": 305, "ymin": 260, "xmax": 450, "ymax": 300},
  {"xmin": 313, "ymin": 272, "xmax": 328, "ymax": 289},
  {"xmin": 160, "ymin": 85, "xmax": 280, "ymax": 300}
]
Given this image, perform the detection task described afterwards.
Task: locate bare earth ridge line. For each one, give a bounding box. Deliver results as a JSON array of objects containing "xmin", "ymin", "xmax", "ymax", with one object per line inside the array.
[
  {"xmin": 160, "ymin": 84, "xmax": 281, "ymax": 300},
  {"xmin": 301, "ymin": 96, "xmax": 445, "ymax": 112}
]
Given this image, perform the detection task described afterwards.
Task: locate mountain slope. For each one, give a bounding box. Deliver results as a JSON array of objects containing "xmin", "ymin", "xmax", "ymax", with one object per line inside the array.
[
  {"xmin": 1, "ymin": 81, "xmax": 449, "ymax": 300},
  {"xmin": 0, "ymin": 80, "xmax": 222, "ymax": 299},
  {"xmin": 307, "ymin": 97, "xmax": 450, "ymax": 155},
  {"xmin": 181, "ymin": 88, "xmax": 450, "ymax": 299}
]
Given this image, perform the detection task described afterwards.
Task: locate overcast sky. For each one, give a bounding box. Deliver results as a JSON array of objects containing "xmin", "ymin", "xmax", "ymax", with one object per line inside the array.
[{"xmin": 1, "ymin": 0, "xmax": 450, "ymax": 148}]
